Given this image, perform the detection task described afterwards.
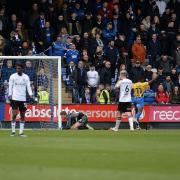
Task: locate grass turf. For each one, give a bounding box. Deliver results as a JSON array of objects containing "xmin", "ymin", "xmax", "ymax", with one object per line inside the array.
[{"xmin": 0, "ymin": 130, "xmax": 180, "ymax": 180}]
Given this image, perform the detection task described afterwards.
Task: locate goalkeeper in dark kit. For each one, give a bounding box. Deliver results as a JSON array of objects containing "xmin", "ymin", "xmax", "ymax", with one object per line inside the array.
[{"xmin": 60, "ymin": 111, "xmax": 94, "ymax": 130}]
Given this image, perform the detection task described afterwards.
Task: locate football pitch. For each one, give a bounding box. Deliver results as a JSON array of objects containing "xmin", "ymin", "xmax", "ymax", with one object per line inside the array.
[{"xmin": 0, "ymin": 130, "xmax": 180, "ymax": 180}]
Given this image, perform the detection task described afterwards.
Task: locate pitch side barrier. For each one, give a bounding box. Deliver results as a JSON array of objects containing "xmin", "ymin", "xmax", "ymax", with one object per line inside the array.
[{"xmin": 1, "ymin": 104, "xmax": 180, "ymax": 123}]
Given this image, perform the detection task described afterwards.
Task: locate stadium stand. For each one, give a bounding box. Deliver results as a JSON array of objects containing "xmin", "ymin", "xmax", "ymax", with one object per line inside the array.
[{"xmin": 0, "ymin": 0, "xmax": 179, "ymax": 104}]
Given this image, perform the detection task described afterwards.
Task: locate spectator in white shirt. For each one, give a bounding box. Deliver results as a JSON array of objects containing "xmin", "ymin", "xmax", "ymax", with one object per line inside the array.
[
  {"xmin": 156, "ymin": 0, "xmax": 167, "ymax": 16},
  {"xmin": 87, "ymin": 65, "xmax": 99, "ymax": 102}
]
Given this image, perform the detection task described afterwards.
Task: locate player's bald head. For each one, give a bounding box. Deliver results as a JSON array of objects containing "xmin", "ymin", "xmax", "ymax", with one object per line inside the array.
[{"xmin": 120, "ymin": 70, "xmax": 127, "ymax": 78}]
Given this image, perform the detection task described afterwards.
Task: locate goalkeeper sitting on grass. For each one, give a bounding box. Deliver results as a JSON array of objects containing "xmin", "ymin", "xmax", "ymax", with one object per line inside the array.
[{"xmin": 60, "ymin": 111, "xmax": 94, "ymax": 130}]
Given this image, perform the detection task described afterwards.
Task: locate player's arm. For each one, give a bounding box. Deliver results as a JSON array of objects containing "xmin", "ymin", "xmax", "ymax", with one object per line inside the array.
[
  {"xmin": 8, "ymin": 75, "xmax": 13, "ymax": 99},
  {"xmin": 115, "ymin": 80, "xmax": 121, "ymax": 89},
  {"xmin": 26, "ymin": 76, "xmax": 33, "ymax": 98},
  {"xmin": 147, "ymin": 73, "xmax": 158, "ymax": 85}
]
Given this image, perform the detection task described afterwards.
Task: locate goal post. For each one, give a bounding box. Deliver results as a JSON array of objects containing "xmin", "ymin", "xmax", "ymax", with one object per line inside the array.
[{"xmin": 0, "ymin": 56, "xmax": 62, "ymax": 129}]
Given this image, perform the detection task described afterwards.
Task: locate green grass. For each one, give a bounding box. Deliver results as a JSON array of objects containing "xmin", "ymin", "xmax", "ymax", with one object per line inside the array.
[{"xmin": 0, "ymin": 130, "xmax": 180, "ymax": 180}]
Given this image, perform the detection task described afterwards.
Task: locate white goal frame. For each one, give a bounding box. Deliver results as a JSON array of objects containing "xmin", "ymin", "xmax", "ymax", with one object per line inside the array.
[{"xmin": 0, "ymin": 56, "xmax": 62, "ymax": 129}]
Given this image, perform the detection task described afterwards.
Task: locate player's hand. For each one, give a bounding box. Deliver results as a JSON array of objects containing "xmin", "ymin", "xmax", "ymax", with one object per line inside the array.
[{"xmin": 152, "ymin": 73, "xmax": 158, "ymax": 80}]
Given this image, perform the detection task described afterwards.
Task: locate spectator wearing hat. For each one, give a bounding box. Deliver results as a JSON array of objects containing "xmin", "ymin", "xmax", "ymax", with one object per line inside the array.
[{"xmin": 132, "ymin": 36, "xmax": 146, "ymax": 64}]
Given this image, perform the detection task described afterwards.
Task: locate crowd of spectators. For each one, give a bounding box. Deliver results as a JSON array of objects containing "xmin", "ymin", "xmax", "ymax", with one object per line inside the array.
[{"xmin": 0, "ymin": 0, "xmax": 179, "ymax": 105}]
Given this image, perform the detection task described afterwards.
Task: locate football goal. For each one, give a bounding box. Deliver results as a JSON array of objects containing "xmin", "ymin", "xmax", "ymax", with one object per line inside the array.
[{"xmin": 0, "ymin": 56, "xmax": 62, "ymax": 129}]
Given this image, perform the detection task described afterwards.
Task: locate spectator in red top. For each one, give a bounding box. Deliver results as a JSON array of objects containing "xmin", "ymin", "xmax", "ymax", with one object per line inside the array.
[
  {"xmin": 99, "ymin": 2, "xmax": 113, "ymax": 21},
  {"xmin": 155, "ymin": 84, "xmax": 169, "ymax": 104}
]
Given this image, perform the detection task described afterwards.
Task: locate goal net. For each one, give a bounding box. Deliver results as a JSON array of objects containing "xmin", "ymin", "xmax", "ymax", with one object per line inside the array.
[{"xmin": 0, "ymin": 56, "xmax": 62, "ymax": 129}]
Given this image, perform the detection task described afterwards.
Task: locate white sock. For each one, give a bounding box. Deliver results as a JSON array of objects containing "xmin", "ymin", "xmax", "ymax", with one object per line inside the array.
[
  {"xmin": 19, "ymin": 122, "xmax": 25, "ymax": 134},
  {"xmin": 115, "ymin": 119, "xmax": 121, "ymax": 129},
  {"xmin": 128, "ymin": 117, "xmax": 134, "ymax": 130},
  {"xmin": 11, "ymin": 122, "xmax": 16, "ymax": 133}
]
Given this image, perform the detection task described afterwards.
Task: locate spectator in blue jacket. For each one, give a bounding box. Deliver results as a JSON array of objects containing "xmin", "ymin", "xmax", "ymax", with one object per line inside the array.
[
  {"xmin": 65, "ymin": 43, "xmax": 80, "ymax": 65},
  {"xmin": 102, "ymin": 22, "xmax": 116, "ymax": 44},
  {"xmin": 52, "ymin": 36, "xmax": 67, "ymax": 56},
  {"xmin": 1, "ymin": 60, "xmax": 15, "ymax": 83},
  {"xmin": 72, "ymin": 2, "xmax": 85, "ymax": 21},
  {"xmin": 144, "ymin": 86, "xmax": 156, "ymax": 104}
]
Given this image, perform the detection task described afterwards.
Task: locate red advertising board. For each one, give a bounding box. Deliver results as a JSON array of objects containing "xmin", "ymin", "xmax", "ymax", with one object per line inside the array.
[
  {"xmin": 149, "ymin": 106, "xmax": 180, "ymax": 122},
  {"xmin": 4, "ymin": 104, "xmax": 180, "ymax": 122},
  {"xmin": 4, "ymin": 104, "xmax": 150, "ymax": 122}
]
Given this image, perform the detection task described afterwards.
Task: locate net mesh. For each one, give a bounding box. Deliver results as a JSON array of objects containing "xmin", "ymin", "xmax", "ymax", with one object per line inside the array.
[{"xmin": 0, "ymin": 57, "xmax": 60, "ymax": 129}]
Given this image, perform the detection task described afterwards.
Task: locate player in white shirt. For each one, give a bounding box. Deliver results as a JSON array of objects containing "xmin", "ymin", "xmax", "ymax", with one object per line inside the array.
[
  {"xmin": 110, "ymin": 70, "xmax": 134, "ymax": 131},
  {"xmin": 8, "ymin": 63, "xmax": 33, "ymax": 137}
]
